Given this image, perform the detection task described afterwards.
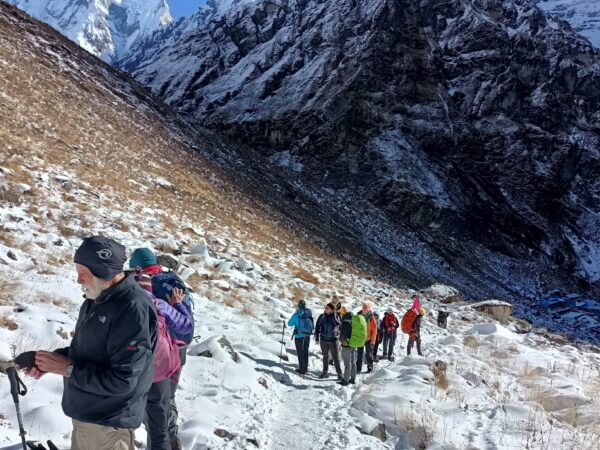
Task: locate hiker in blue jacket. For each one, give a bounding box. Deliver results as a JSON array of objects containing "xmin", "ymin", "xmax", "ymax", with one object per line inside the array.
[{"xmin": 288, "ymin": 300, "xmax": 314, "ymax": 375}]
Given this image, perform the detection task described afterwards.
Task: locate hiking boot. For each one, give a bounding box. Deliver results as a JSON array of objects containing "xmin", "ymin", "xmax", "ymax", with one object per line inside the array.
[
  {"xmin": 171, "ymin": 438, "xmax": 182, "ymax": 450},
  {"xmin": 389, "ymin": 356, "xmax": 395, "ymax": 362},
  {"xmin": 338, "ymin": 380, "xmax": 349, "ymax": 386},
  {"xmin": 349, "ymin": 379, "xmax": 356, "ymax": 384},
  {"xmin": 337, "ymin": 374, "xmax": 343, "ymax": 381},
  {"xmin": 295, "ymin": 368, "xmax": 301, "ymax": 373},
  {"xmin": 319, "ymin": 372, "xmax": 329, "ymax": 379},
  {"xmin": 373, "ymin": 357, "xmax": 380, "ymax": 362},
  {"xmin": 367, "ymin": 368, "xmax": 373, "ymax": 373}
]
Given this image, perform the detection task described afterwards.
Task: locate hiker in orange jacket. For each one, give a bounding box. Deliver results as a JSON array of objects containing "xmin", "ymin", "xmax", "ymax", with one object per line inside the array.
[{"xmin": 356, "ymin": 303, "xmax": 377, "ymax": 373}]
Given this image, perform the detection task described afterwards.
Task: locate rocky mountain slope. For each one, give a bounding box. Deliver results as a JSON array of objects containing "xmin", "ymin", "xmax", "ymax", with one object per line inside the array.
[
  {"xmin": 118, "ymin": 0, "xmax": 600, "ymax": 303},
  {"xmin": 536, "ymin": 0, "xmax": 600, "ymax": 47},
  {"xmin": 6, "ymin": 0, "xmax": 172, "ymax": 62}
]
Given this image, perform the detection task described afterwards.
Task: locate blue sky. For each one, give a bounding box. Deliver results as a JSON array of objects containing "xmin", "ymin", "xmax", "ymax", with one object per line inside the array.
[{"xmin": 169, "ymin": 0, "xmax": 207, "ymax": 19}]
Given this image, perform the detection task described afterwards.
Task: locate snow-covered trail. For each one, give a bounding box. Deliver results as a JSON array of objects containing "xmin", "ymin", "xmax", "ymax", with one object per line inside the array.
[{"xmin": 258, "ymin": 348, "xmax": 392, "ymax": 450}]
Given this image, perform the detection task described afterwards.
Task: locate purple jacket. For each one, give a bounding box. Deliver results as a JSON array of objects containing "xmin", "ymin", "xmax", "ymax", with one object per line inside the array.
[{"xmin": 155, "ymin": 298, "xmax": 194, "ymax": 337}]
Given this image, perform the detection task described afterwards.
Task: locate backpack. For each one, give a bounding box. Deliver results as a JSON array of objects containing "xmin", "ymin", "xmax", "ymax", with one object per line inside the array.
[
  {"xmin": 143, "ymin": 292, "xmax": 181, "ymax": 383},
  {"xmin": 349, "ymin": 314, "xmax": 367, "ymax": 348},
  {"xmin": 401, "ymin": 309, "xmax": 417, "ymax": 334},
  {"xmin": 296, "ymin": 308, "xmax": 314, "ymax": 337},
  {"xmin": 152, "ymin": 271, "xmax": 195, "ymax": 343}
]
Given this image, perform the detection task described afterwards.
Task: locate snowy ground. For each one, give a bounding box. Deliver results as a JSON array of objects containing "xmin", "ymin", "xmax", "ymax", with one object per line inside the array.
[{"xmin": 1, "ymin": 162, "xmax": 600, "ymax": 449}]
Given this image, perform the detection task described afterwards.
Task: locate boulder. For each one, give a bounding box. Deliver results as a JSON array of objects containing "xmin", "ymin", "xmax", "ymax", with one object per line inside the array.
[
  {"xmin": 152, "ymin": 237, "xmax": 179, "ymax": 253},
  {"xmin": 189, "ymin": 335, "xmax": 239, "ymax": 363},
  {"xmin": 156, "ymin": 253, "xmax": 180, "ymax": 271},
  {"xmin": 356, "ymin": 423, "xmax": 386, "ymax": 442},
  {"xmin": 471, "ymin": 300, "xmax": 513, "ymax": 324},
  {"xmin": 189, "ymin": 239, "xmax": 209, "ymax": 256},
  {"xmin": 422, "ymin": 284, "xmax": 460, "ymax": 304}
]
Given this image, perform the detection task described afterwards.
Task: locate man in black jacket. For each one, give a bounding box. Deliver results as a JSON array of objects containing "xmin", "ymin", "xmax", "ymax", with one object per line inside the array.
[
  {"xmin": 314, "ymin": 303, "xmax": 342, "ymax": 379},
  {"xmin": 25, "ymin": 236, "xmax": 158, "ymax": 450}
]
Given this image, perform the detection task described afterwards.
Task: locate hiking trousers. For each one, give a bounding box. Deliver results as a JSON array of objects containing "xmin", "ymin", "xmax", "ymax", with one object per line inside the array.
[
  {"xmin": 294, "ymin": 336, "xmax": 311, "ymax": 374},
  {"xmin": 145, "ymin": 378, "xmax": 172, "ymax": 450},
  {"xmin": 71, "ymin": 420, "xmax": 135, "ymax": 450},
  {"xmin": 407, "ymin": 337, "xmax": 422, "ymax": 356},
  {"xmin": 382, "ymin": 332, "xmax": 397, "ymax": 358},
  {"xmin": 373, "ymin": 335, "xmax": 381, "ymax": 359},
  {"xmin": 168, "ymin": 345, "xmax": 187, "ymax": 444},
  {"xmin": 320, "ymin": 339, "xmax": 342, "ymax": 375},
  {"xmin": 341, "ymin": 346, "xmax": 356, "ymax": 382},
  {"xmin": 356, "ymin": 342, "xmax": 374, "ymax": 372}
]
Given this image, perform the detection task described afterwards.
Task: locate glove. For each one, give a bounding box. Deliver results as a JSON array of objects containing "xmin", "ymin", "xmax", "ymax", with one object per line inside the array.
[{"xmin": 15, "ymin": 351, "xmax": 37, "ymax": 369}]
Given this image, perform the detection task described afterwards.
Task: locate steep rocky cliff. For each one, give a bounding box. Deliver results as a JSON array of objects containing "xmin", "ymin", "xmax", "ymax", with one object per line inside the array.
[{"xmin": 119, "ymin": 0, "xmax": 600, "ymax": 302}]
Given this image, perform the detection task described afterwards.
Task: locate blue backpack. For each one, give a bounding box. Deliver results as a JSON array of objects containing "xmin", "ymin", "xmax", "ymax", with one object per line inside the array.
[
  {"xmin": 152, "ymin": 272, "xmax": 195, "ymax": 344},
  {"xmin": 296, "ymin": 308, "xmax": 314, "ymax": 337}
]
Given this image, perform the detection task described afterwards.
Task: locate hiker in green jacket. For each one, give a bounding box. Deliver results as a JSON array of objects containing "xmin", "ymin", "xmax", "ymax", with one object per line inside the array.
[{"xmin": 338, "ymin": 306, "xmax": 367, "ymax": 386}]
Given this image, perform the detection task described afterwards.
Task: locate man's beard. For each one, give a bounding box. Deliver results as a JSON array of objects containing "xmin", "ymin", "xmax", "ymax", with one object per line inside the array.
[{"xmin": 82, "ymin": 278, "xmax": 110, "ymax": 299}]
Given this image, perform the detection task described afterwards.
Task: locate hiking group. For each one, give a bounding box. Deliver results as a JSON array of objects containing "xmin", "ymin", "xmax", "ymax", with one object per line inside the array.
[
  {"xmin": 287, "ymin": 294, "xmax": 427, "ymax": 385},
  {"xmin": 12, "ymin": 234, "xmax": 430, "ymax": 450},
  {"xmin": 19, "ymin": 236, "xmax": 194, "ymax": 450}
]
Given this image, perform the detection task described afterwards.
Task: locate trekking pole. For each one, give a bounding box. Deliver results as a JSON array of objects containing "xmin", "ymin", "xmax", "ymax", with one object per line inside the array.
[
  {"xmin": 279, "ymin": 321, "xmax": 286, "ymax": 365},
  {"xmin": 3, "ymin": 363, "xmax": 28, "ymax": 450}
]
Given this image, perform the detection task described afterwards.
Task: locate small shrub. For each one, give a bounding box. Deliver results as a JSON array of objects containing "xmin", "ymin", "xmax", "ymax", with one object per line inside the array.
[
  {"xmin": 463, "ymin": 335, "xmax": 477, "ymax": 348},
  {"xmin": 289, "ymin": 265, "xmax": 320, "ymax": 285},
  {"xmin": 433, "ymin": 360, "xmax": 449, "ymax": 390},
  {"xmin": 0, "ymin": 315, "xmax": 18, "ymax": 331}
]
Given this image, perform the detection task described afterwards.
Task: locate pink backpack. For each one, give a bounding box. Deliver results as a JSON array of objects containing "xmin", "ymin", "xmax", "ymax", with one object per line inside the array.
[{"xmin": 152, "ymin": 298, "xmax": 181, "ymax": 383}]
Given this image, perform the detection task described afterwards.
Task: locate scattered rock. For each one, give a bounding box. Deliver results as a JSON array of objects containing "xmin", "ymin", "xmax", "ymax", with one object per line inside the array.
[
  {"xmin": 7, "ymin": 250, "xmax": 17, "ymax": 261},
  {"xmin": 152, "ymin": 237, "xmax": 179, "ymax": 253},
  {"xmin": 217, "ymin": 336, "xmax": 239, "ymax": 362},
  {"xmin": 356, "ymin": 423, "xmax": 387, "ymax": 442},
  {"xmin": 214, "ymin": 428, "xmax": 235, "ymax": 441},
  {"xmin": 16, "ymin": 183, "xmax": 32, "ymax": 194},
  {"xmin": 422, "ymin": 284, "xmax": 460, "ymax": 304},
  {"xmin": 258, "ymin": 377, "xmax": 268, "ymax": 389},
  {"xmin": 246, "ymin": 438, "xmax": 260, "ymax": 448},
  {"xmin": 235, "ymin": 256, "xmax": 253, "ymax": 272},
  {"xmin": 53, "ymin": 238, "xmax": 63, "ymax": 247},
  {"xmin": 189, "ymin": 335, "xmax": 239, "ymax": 362},
  {"xmin": 184, "ymin": 225, "xmax": 204, "ymax": 236},
  {"xmin": 189, "ymin": 239, "xmax": 209, "ymax": 256},
  {"xmin": 471, "ymin": 300, "xmax": 513, "ymax": 324},
  {"xmin": 196, "ymin": 350, "xmax": 213, "ymax": 358},
  {"xmin": 156, "ymin": 253, "xmax": 180, "ymax": 271},
  {"xmin": 55, "ymin": 175, "xmax": 74, "ymax": 191}
]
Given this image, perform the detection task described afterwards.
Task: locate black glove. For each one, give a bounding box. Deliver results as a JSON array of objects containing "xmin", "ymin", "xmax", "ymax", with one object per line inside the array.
[{"xmin": 15, "ymin": 351, "xmax": 37, "ymax": 369}]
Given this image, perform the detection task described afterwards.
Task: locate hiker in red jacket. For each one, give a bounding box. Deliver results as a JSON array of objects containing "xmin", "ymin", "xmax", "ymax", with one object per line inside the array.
[
  {"xmin": 381, "ymin": 307, "xmax": 399, "ymax": 361},
  {"xmin": 407, "ymin": 308, "xmax": 425, "ymax": 356}
]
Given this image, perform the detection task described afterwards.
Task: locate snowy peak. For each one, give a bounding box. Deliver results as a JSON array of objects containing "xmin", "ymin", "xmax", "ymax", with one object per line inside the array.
[
  {"xmin": 536, "ymin": 0, "xmax": 600, "ymax": 47},
  {"xmin": 7, "ymin": 0, "xmax": 172, "ymax": 62}
]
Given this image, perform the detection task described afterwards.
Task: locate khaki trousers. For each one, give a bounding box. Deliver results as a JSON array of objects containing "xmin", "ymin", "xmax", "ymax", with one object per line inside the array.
[{"xmin": 71, "ymin": 419, "xmax": 135, "ymax": 450}]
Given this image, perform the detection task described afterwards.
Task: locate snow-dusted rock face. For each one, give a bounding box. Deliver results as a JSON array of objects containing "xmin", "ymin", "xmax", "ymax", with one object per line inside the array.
[
  {"xmin": 7, "ymin": 0, "xmax": 172, "ymax": 62},
  {"xmin": 536, "ymin": 0, "xmax": 600, "ymax": 47},
  {"xmin": 119, "ymin": 0, "xmax": 600, "ymax": 299}
]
